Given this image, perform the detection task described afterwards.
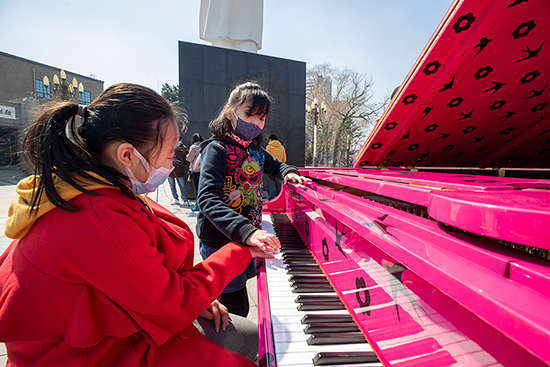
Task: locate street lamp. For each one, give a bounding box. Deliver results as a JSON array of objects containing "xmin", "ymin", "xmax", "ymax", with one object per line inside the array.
[
  {"xmin": 306, "ymin": 98, "xmax": 326, "ymax": 167},
  {"xmin": 43, "ymin": 69, "xmax": 84, "ymax": 101}
]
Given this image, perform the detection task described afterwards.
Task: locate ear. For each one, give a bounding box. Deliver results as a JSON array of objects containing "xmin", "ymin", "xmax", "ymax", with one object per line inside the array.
[
  {"xmin": 117, "ymin": 143, "xmax": 135, "ymax": 168},
  {"xmin": 224, "ymin": 106, "xmax": 236, "ymax": 129}
]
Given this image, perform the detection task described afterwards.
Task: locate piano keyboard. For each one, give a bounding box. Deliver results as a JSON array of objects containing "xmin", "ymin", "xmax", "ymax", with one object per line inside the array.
[{"xmin": 262, "ymin": 213, "xmax": 383, "ymax": 367}]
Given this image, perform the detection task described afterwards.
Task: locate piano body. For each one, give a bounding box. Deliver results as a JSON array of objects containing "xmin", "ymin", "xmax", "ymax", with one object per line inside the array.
[{"xmin": 258, "ymin": 0, "xmax": 550, "ymax": 366}]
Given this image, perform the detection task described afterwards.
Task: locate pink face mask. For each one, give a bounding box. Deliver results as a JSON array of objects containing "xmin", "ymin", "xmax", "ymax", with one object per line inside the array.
[{"xmin": 124, "ymin": 147, "xmax": 174, "ymax": 195}]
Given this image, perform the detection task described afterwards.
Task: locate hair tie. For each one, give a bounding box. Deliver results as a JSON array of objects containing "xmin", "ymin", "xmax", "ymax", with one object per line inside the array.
[{"xmin": 77, "ymin": 105, "xmax": 87, "ymax": 118}]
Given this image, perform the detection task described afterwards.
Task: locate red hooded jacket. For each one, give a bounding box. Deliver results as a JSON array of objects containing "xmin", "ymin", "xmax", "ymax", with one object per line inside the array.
[{"xmin": 0, "ymin": 188, "xmax": 254, "ymax": 366}]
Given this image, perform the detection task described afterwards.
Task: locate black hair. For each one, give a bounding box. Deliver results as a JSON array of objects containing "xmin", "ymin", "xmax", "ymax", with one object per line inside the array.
[
  {"xmin": 209, "ymin": 82, "xmax": 272, "ymax": 137},
  {"xmin": 191, "ymin": 133, "xmax": 203, "ymax": 144},
  {"xmin": 23, "ymin": 83, "xmax": 182, "ymax": 214},
  {"xmin": 269, "ymin": 134, "xmax": 277, "ymax": 141}
]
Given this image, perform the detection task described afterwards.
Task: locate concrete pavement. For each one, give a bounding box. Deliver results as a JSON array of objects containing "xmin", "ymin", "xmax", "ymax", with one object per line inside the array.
[{"xmin": 0, "ymin": 178, "xmax": 258, "ymax": 365}]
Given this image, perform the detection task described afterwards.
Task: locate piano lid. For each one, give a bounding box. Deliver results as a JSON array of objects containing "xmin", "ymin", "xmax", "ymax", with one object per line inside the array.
[{"xmin": 355, "ymin": 0, "xmax": 550, "ymax": 170}]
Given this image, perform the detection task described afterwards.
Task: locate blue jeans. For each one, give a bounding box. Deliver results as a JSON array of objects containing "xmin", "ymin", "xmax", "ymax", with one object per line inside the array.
[
  {"xmin": 268, "ymin": 179, "xmax": 281, "ymax": 200},
  {"xmin": 168, "ymin": 176, "xmax": 188, "ymax": 201},
  {"xmin": 199, "ymin": 241, "xmax": 257, "ymax": 293}
]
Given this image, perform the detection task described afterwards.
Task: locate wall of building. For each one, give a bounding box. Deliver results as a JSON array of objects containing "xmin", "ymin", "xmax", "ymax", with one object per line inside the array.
[
  {"xmin": 0, "ymin": 51, "xmax": 103, "ymax": 103},
  {"xmin": 0, "ymin": 51, "xmax": 104, "ymax": 171}
]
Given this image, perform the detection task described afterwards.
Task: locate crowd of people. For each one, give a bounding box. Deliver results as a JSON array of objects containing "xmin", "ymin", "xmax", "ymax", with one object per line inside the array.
[{"xmin": 0, "ymin": 81, "xmax": 308, "ymax": 366}]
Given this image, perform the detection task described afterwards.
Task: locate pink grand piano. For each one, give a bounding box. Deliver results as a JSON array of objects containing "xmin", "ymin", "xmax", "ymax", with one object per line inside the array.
[{"xmin": 258, "ymin": 0, "xmax": 550, "ymax": 366}]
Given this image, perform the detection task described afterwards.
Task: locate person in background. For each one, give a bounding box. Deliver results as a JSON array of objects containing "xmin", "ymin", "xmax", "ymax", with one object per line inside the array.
[
  {"xmin": 168, "ymin": 137, "xmax": 191, "ymax": 206},
  {"xmin": 0, "ymin": 83, "xmax": 274, "ymax": 366},
  {"xmin": 186, "ymin": 133, "xmax": 203, "ymax": 212},
  {"xmin": 265, "ymin": 134, "xmax": 286, "ymax": 200},
  {"xmin": 196, "ymin": 82, "xmax": 310, "ymax": 317}
]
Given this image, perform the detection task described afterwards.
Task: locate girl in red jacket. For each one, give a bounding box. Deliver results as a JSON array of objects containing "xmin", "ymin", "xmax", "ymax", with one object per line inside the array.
[{"xmin": 0, "ymin": 83, "xmax": 274, "ymax": 366}]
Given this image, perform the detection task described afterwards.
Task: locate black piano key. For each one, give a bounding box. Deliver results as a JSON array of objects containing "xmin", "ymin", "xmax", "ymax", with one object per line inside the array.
[
  {"xmin": 307, "ymin": 332, "xmax": 367, "ymax": 345},
  {"xmin": 282, "ymin": 255, "xmax": 317, "ymax": 263},
  {"xmin": 304, "ymin": 322, "xmax": 360, "ymax": 334},
  {"xmin": 282, "ymin": 252, "xmax": 313, "ymax": 257},
  {"xmin": 285, "ymin": 264, "xmax": 321, "ymax": 269},
  {"xmin": 295, "ymin": 294, "xmax": 341, "ymax": 303},
  {"xmin": 281, "ymin": 248, "xmax": 310, "ymax": 254},
  {"xmin": 313, "ymin": 351, "xmax": 379, "ymax": 366},
  {"xmin": 297, "ymin": 302, "xmax": 346, "ymax": 311},
  {"xmin": 288, "ymin": 274, "xmax": 328, "ymax": 282},
  {"xmin": 291, "ymin": 280, "xmax": 331, "ymax": 287},
  {"xmin": 301, "ymin": 314, "xmax": 354, "ymax": 324},
  {"xmin": 292, "ymin": 285, "xmax": 335, "ymax": 293},
  {"xmin": 284, "ymin": 258, "xmax": 317, "ymax": 264},
  {"xmin": 287, "ymin": 267, "xmax": 324, "ymax": 274}
]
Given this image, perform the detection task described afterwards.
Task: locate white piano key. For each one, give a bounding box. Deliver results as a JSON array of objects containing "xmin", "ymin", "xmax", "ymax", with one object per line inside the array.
[{"xmin": 264, "ymin": 215, "xmax": 381, "ymax": 367}]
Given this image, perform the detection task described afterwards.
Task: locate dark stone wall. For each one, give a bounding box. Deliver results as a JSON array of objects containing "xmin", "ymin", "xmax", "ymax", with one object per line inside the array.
[{"xmin": 178, "ymin": 41, "xmax": 306, "ymax": 167}]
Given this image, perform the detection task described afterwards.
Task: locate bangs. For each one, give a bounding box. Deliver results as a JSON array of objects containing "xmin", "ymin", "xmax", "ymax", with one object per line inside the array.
[{"xmin": 247, "ymin": 90, "xmax": 271, "ymax": 117}]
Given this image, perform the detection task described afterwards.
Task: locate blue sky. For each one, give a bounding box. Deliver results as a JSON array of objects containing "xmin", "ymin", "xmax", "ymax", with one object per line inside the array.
[{"xmin": 1, "ymin": 0, "xmax": 454, "ymax": 103}]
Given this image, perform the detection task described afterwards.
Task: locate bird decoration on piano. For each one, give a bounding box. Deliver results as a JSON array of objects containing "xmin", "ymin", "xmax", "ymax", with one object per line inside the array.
[{"xmin": 385, "ymin": 263, "xmax": 432, "ymax": 323}]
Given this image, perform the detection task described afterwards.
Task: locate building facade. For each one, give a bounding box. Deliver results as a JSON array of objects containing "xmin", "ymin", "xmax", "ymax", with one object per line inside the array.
[{"xmin": 0, "ymin": 51, "xmax": 104, "ymax": 176}]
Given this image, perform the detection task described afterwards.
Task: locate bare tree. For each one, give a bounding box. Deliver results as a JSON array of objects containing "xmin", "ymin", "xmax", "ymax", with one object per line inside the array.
[{"xmin": 306, "ymin": 64, "xmax": 384, "ymax": 167}]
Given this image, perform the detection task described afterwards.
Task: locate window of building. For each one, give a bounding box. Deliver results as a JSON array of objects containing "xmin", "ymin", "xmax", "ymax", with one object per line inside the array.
[
  {"xmin": 79, "ymin": 91, "xmax": 91, "ymax": 105},
  {"xmin": 36, "ymin": 80, "xmax": 51, "ymax": 98}
]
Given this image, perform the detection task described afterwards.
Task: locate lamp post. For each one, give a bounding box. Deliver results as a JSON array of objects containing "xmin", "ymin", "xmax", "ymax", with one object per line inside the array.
[
  {"xmin": 306, "ymin": 98, "xmax": 326, "ymax": 167},
  {"xmin": 43, "ymin": 69, "xmax": 84, "ymax": 101}
]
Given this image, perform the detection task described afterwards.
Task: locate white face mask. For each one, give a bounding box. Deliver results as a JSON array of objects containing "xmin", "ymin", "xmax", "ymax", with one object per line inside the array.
[{"xmin": 124, "ymin": 147, "xmax": 174, "ymax": 195}]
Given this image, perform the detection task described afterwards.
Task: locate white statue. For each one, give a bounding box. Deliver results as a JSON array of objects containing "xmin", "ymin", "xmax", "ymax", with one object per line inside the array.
[{"xmin": 199, "ymin": 0, "xmax": 263, "ymax": 53}]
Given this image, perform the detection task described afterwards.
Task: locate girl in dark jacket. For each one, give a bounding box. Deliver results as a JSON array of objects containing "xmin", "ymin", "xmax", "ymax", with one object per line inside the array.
[{"xmin": 196, "ymin": 82, "xmax": 309, "ymax": 317}]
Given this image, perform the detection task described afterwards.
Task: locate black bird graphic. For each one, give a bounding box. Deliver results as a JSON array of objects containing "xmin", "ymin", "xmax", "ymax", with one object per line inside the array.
[
  {"xmin": 373, "ymin": 214, "xmax": 390, "ymax": 235},
  {"xmin": 440, "ymin": 76, "xmax": 455, "ymax": 92},
  {"xmin": 517, "ymin": 41, "xmax": 545, "ymax": 62},
  {"xmin": 322, "ymin": 238, "xmax": 329, "ymax": 262},
  {"xmin": 457, "ymin": 108, "xmax": 474, "ymax": 120},
  {"xmin": 421, "ymin": 107, "xmax": 433, "ymax": 118},
  {"xmin": 362, "ymin": 214, "xmax": 392, "ymax": 237},
  {"xmin": 471, "ymin": 133, "xmax": 486, "ymax": 143},
  {"xmin": 474, "ymin": 37, "xmax": 492, "ymax": 57},
  {"xmin": 507, "ymin": 0, "xmax": 528, "ymax": 7},
  {"xmin": 484, "ymin": 82, "xmax": 505, "ymax": 96},
  {"xmin": 355, "ymin": 277, "xmax": 371, "ymax": 316},
  {"xmin": 525, "ymin": 84, "xmax": 548, "ymax": 99},
  {"xmin": 453, "ymin": 152, "xmax": 465, "ymax": 159},
  {"xmin": 436, "ymin": 133, "xmax": 451, "ymax": 141},
  {"xmin": 400, "ymin": 130, "xmax": 411, "ymax": 140},
  {"xmin": 498, "ymin": 111, "xmax": 516, "ymax": 122},
  {"xmin": 419, "ymin": 151, "xmax": 430, "ymax": 159},
  {"xmin": 386, "ymin": 264, "xmax": 431, "ymax": 322},
  {"xmin": 334, "ymin": 222, "xmax": 347, "ymax": 258}
]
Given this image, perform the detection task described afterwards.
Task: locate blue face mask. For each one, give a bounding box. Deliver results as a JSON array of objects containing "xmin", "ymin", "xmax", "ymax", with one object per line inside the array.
[
  {"xmin": 233, "ymin": 112, "xmax": 263, "ymax": 141},
  {"xmin": 124, "ymin": 147, "xmax": 174, "ymax": 195}
]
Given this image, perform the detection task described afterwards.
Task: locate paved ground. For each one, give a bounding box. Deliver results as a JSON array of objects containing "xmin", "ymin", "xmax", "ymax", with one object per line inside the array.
[{"xmin": 0, "ymin": 179, "xmax": 258, "ymax": 365}]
